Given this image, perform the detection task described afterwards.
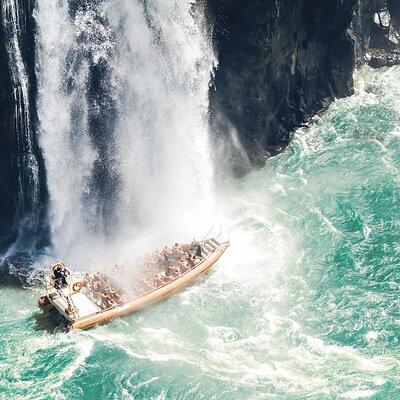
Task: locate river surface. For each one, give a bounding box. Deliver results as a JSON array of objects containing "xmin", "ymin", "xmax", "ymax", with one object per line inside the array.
[{"xmin": 1, "ymin": 66, "xmax": 400, "ymax": 399}]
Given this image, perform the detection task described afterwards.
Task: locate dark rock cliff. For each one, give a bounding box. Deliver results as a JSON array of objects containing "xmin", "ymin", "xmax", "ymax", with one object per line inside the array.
[
  {"xmin": 0, "ymin": 16, "xmax": 19, "ymax": 249},
  {"xmin": 0, "ymin": 1, "xmax": 48, "ymax": 260},
  {"xmin": 353, "ymin": 0, "xmax": 400, "ymax": 67},
  {"xmin": 207, "ymin": 0, "xmax": 356, "ymax": 175}
]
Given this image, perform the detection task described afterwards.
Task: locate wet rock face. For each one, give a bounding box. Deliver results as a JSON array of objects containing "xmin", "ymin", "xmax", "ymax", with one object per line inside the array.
[
  {"xmin": 0, "ymin": 1, "xmax": 48, "ymax": 255},
  {"xmin": 207, "ymin": 0, "xmax": 356, "ymax": 175},
  {"xmin": 0, "ymin": 19, "xmax": 19, "ymax": 248},
  {"xmin": 354, "ymin": 0, "xmax": 400, "ymax": 68}
]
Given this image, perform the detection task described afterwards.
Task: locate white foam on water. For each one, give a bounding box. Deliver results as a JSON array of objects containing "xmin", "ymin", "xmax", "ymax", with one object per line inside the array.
[
  {"xmin": 340, "ymin": 389, "xmax": 377, "ymax": 399},
  {"xmin": 365, "ymin": 331, "xmax": 379, "ymax": 341},
  {"xmin": 310, "ymin": 206, "xmax": 341, "ymax": 236}
]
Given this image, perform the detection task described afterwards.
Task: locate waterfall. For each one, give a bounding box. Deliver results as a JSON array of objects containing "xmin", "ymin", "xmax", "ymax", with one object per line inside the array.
[
  {"xmin": 35, "ymin": 0, "xmax": 216, "ymax": 267},
  {"xmin": 1, "ymin": 0, "xmax": 43, "ymax": 253}
]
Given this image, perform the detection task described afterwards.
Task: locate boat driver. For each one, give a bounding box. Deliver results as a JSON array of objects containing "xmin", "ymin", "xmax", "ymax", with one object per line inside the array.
[{"xmin": 53, "ymin": 264, "xmax": 68, "ymax": 288}]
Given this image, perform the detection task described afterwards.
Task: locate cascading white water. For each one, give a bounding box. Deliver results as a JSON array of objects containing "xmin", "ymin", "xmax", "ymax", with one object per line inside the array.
[
  {"xmin": 2, "ymin": 0, "xmax": 40, "ymax": 247},
  {"xmin": 35, "ymin": 0, "xmax": 216, "ymax": 267},
  {"xmin": 112, "ymin": 1, "xmax": 216, "ymax": 241}
]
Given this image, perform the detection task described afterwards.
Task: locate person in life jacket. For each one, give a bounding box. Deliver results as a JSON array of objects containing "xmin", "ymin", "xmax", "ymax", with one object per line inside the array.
[{"xmin": 53, "ymin": 264, "xmax": 68, "ymax": 287}]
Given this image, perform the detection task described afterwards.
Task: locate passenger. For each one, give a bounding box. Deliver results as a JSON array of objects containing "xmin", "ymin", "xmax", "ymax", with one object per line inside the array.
[
  {"xmin": 165, "ymin": 265, "xmax": 178, "ymax": 278},
  {"xmin": 153, "ymin": 274, "xmax": 164, "ymax": 287},
  {"xmin": 114, "ymin": 292, "xmax": 124, "ymax": 304},
  {"xmin": 103, "ymin": 282, "xmax": 112, "ymax": 293},
  {"xmin": 83, "ymin": 273, "xmax": 91, "ymax": 288},
  {"xmin": 166, "ymin": 264, "xmax": 177, "ymax": 276},
  {"xmin": 145, "ymin": 279, "xmax": 156, "ymax": 290},
  {"xmin": 162, "ymin": 274, "xmax": 173, "ymax": 284},
  {"xmin": 107, "ymin": 296, "xmax": 116, "ymax": 308},
  {"xmin": 191, "ymin": 255, "xmax": 199, "ymax": 265},
  {"xmin": 92, "ymin": 279, "xmax": 100, "ymax": 292},
  {"xmin": 99, "ymin": 272, "xmax": 108, "ymax": 284},
  {"xmin": 164, "ymin": 252, "xmax": 170, "ymax": 267},
  {"xmin": 196, "ymin": 244, "xmax": 202, "ymax": 258},
  {"xmin": 179, "ymin": 260, "xmax": 190, "ymax": 272},
  {"xmin": 99, "ymin": 293, "xmax": 110, "ymax": 309},
  {"xmin": 109, "ymin": 290, "xmax": 120, "ymax": 304},
  {"xmin": 172, "ymin": 266, "xmax": 182, "ymax": 277},
  {"xmin": 139, "ymin": 278, "xmax": 151, "ymax": 291},
  {"xmin": 187, "ymin": 255, "xmax": 195, "ymax": 268}
]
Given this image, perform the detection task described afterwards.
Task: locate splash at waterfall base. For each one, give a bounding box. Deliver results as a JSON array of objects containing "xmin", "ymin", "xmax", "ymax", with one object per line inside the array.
[{"xmin": 37, "ymin": 238, "xmax": 229, "ymax": 330}]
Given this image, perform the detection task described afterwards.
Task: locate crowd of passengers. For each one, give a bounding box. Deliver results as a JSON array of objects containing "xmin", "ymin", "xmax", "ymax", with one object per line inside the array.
[
  {"xmin": 53, "ymin": 242, "xmax": 204, "ymax": 310},
  {"xmin": 83, "ymin": 272, "xmax": 125, "ymax": 310},
  {"xmin": 132, "ymin": 242, "xmax": 203, "ymax": 294}
]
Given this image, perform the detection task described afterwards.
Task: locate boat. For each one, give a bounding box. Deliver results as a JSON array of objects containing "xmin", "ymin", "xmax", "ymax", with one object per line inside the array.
[{"xmin": 37, "ymin": 237, "xmax": 229, "ymax": 330}]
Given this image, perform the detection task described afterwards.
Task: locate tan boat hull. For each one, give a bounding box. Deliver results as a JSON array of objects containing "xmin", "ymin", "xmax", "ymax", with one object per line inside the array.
[{"xmin": 70, "ymin": 242, "xmax": 229, "ymax": 330}]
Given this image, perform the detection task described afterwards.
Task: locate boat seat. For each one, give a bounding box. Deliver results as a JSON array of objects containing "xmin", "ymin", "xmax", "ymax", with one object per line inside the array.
[
  {"xmin": 202, "ymin": 248, "xmax": 210, "ymax": 256},
  {"xmin": 211, "ymin": 238, "xmax": 220, "ymax": 246},
  {"xmin": 201, "ymin": 245, "xmax": 209, "ymax": 254},
  {"xmin": 204, "ymin": 243, "xmax": 214, "ymax": 253},
  {"xmin": 206, "ymin": 240, "xmax": 217, "ymax": 249}
]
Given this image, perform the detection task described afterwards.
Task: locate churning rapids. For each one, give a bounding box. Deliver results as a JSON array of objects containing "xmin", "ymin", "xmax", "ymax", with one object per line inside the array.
[{"xmin": 1, "ymin": 1, "xmax": 400, "ymax": 399}]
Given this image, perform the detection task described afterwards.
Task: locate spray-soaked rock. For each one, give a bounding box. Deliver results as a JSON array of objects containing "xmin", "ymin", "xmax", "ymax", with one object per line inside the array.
[
  {"xmin": 0, "ymin": 0, "xmax": 48, "ymax": 256},
  {"xmin": 353, "ymin": 0, "xmax": 400, "ymax": 68},
  {"xmin": 0, "ymin": 18, "xmax": 18, "ymax": 249},
  {"xmin": 206, "ymin": 0, "xmax": 356, "ymax": 176}
]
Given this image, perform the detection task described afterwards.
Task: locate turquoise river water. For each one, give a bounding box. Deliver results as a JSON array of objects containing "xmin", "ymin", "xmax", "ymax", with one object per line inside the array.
[{"xmin": 1, "ymin": 66, "xmax": 400, "ymax": 399}]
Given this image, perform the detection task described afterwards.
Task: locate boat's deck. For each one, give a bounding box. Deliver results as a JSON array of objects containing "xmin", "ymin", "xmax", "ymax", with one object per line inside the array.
[
  {"xmin": 44, "ymin": 238, "xmax": 225, "ymax": 324},
  {"xmin": 50, "ymin": 288, "xmax": 100, "ymax": 319}
]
